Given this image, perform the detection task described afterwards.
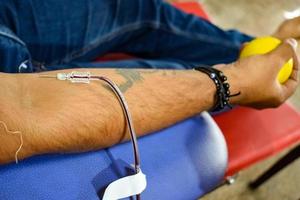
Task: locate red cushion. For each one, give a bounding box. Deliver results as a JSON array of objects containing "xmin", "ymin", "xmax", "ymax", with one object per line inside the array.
[
  {"xmin": 213, "ymin": 104, "xmax": 300, "ymax": 176},
  {"xmin": 172, "ymin": 2, "xmax": 210, "ymax": 20}
]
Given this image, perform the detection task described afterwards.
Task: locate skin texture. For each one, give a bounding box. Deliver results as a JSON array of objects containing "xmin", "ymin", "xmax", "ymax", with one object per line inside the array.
[
  {"xmin": 0, "ymin": 68, "xmax": 217, "ymax": 164},
  {"xmin": 273, "ymin": 17, "xmax": 300, "ymax": 41},
  {"xmin": 0, "ymin": 21, "xmax": 299, "ymax": 165}
]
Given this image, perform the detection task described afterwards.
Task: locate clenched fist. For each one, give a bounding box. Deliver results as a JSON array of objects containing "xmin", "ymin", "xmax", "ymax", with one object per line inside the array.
[{"xmin": 216, "ymin": 38, "xmax": 299, "ymax": 109}]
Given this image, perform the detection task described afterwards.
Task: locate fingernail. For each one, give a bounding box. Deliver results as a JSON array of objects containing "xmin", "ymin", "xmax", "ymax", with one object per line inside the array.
[{"xmin": 286, "ymin": 38, "xmax": 298, "ymax": 50}]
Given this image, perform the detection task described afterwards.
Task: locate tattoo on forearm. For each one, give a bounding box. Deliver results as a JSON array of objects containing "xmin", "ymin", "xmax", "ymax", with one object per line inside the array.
[
  {"xmin": 116, "ymin": 69, "xmax": 144, "ymax": 92},
  {"xmin": 115, "ymin": 68, "xmax": 185, "ymax": 92}
]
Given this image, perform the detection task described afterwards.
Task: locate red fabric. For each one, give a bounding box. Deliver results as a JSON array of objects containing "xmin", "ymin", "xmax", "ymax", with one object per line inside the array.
[
  {"xmin": 213, "ymin": 104, "xmax": 300, "ymax": 176},
  {"xmin": 95, "ymin": 2, "xmax": 300, "ymax": 177},
  {"xmin": 94, "ymin": 53, "xmax": 136, "ymax": 62},
  {"xmin": 172, "ymin": 2, "xmax": 210, "ymax": 20}
]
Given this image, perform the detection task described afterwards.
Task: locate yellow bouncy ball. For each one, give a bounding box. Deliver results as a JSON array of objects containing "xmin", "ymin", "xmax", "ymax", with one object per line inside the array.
[{"xmin": 240, "ymin": 36, "xmax": 293, "ymax": 84}]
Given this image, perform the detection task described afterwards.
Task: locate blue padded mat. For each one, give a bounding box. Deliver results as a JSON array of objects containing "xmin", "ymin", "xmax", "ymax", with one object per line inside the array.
[{"xmin": 0, "ymin": 113, "xmax": 227, "ymax": 200}]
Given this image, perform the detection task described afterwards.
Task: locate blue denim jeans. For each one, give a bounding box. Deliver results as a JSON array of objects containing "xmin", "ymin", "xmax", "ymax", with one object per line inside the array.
[{"xmin": 0, "ymin": 0, "xmax": 253, "ymax": 73}]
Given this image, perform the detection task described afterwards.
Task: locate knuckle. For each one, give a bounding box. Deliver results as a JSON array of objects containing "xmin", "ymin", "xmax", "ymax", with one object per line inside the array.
[
  {"xmin": 270, "ymin": 103, "xmax": 281, "ymax": 108},
  {"xmin": 293, "ymin": 56, "xmax": 300, "ymax": 68},
  {"xmin": 271, "ymin": 94, "xmax": 285, "ymax": 107},
  {"xmin": 268, "ymin": 99, "xmax": 281, "ymax": 108}
]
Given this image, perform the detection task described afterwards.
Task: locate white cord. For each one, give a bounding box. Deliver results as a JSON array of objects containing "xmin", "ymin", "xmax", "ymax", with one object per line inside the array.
[{"xmin": 0, "ymin": 120, "xmax": 23, "ymax": 164}]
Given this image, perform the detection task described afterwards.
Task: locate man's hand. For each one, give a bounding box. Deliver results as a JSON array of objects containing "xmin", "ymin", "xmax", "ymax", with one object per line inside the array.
[
  {"xmin": 273, "ymin": 17, "xmax": 300, "ymax": 40},
  {"xmin": 218, "ymin": 38, "xmax": 299, "ymax": 109}
]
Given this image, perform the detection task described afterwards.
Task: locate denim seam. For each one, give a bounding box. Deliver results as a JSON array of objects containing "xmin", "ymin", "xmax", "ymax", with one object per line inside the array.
[
  {"xmin": 158, "ymin": 23, "xmax": 241, "ymax": 49},
  {"xmin": 49, "ymin": 21, "xmax": 160, "ymax": 65},
  {"xmin": 50, "ymin": 21, "xmax": 240, "ymax": 65},
  {"xmin": 0, "ymin": 30, "xmax": 26, "ymax": 47}
]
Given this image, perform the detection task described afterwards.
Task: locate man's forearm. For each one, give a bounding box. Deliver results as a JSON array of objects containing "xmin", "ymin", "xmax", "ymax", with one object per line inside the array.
[{"xmin": 1, "ymin": 68, "xmax": 232, "ymax": 164}]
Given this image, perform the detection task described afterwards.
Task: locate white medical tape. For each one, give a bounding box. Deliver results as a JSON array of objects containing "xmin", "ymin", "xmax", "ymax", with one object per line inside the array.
[{"xmin": 102, "ymin": 169, "xmax": 147, "ymax": 200}]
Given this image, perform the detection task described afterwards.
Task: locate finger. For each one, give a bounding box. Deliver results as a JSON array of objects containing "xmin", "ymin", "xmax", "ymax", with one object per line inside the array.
[
  {"xmin": 267, "ymin": 38, "xmax": 298, "ymax": 71},
  {"xmin": 282, "ymin": 17, "xmax": 300, "ymax": 39},
  {"xmin": 284, "ymin": 38, "xmax": 299, "ymax": 82},
  {"xmin": 289, "ymin": 68, "xmax": 299, "ymax": 82},
  {"xmin": 281, "ymin": 51, "xmax": 299, "ymax": 98},
  {"xmin": 279, "ymin": 38, "xmax": 299, "ymax": 97},
  {"xmin": 281, "ymin": 77, "xmax": 299, "ymax": 99},
  {"xmin": 289, "ymin": 48, "xmax": 299, "ymax": 82}
]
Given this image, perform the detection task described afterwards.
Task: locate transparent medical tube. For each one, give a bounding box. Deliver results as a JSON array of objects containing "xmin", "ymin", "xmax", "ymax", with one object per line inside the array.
[
  {"xmin": 41, "ymin": 72, "xmax": 142, "ymax": 199},
  {"xmin": 90, "ymin": 75, "xmax": 141, "ymax": 171}
]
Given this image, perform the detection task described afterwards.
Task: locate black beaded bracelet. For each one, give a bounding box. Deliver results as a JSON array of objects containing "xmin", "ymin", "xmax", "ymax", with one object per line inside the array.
[{"xmin": 194, "ymin": 66, "xmax": 240, "ymax": 112}]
